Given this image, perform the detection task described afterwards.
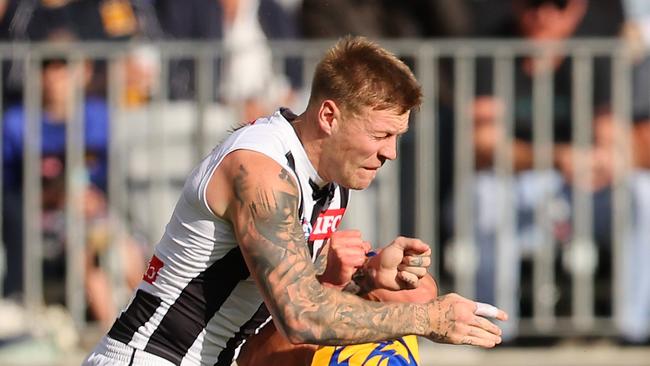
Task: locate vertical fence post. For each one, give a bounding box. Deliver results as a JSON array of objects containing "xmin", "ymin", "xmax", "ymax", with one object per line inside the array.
[
  {"xmin": 23, "ymin": 53, "xmax": 44, "ymax": 311},
  {"xmin": 107, "ymin": 51, "xmax": 130, "ymax": 308},
  {"xmin": 532, "ymin": 47, "xmax": 557, "ymax": 330},
  {"xmin": 65, "ymin": 54, "xmax": 87, "ymax": 329},
  {"xmin": 570, "ymin": 49, "xmax": 596, "ymax": 330},
  {"xmin": 611, "ymin": 46, "xmax": 633, "ymax": 339},
  {"xmin": 415, "ymin": 44, "xmax": 438, "ymax": 278},
  {"xmin": 452, "ymin": 49, "xmax": 477, "ymax": 298},
  {"xmin": 494, "ymin": 49, "xmax": 517, "ymax": 336}
]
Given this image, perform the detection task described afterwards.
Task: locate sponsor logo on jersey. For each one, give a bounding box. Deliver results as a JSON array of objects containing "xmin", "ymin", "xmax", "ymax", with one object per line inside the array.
[
  {"xmin": 143, "ymin": 255, "xmax": 164, "ymax": 284},
  {"xmin": 309, "ymin": 208, "xmax": 345, "ymax": 241}
]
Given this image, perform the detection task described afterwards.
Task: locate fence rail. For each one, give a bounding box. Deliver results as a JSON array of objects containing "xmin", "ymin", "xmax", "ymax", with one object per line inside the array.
[{"xmin": 1, "ymin": 38, "xmax": 648, "ymax": 341}]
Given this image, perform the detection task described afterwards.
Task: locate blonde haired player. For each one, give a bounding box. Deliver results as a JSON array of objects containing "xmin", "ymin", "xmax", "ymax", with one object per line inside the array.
[{"xmin": 83, "ymin": 36, "xmax": 506, "ymax": 366}]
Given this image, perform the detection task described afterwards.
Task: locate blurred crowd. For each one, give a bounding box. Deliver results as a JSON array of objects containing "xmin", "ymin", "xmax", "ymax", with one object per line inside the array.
[{"xmin": 1, "ymin": 0, "xmax": 650, "ymax": 347}]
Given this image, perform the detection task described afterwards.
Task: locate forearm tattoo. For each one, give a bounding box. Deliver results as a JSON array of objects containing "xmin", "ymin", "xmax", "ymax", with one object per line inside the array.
[{"xmin": 233, "ymin": 164, "xmax": 431, "ymax": 345}]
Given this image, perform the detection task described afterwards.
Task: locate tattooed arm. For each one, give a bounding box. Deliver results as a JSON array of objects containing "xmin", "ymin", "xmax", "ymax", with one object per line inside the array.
[{"xmin": 208, "ymin": 150, "xmax": 506, "ymax": 347}]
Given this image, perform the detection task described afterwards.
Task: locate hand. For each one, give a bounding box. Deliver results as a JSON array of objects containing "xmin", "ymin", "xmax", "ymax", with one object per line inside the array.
[
  {"xmin": 367, "ymin": 236, "xmax": 431, "ymax": 291},
  {"xmin": 426, "ymin": 293, "xmax": 508, "ymax": 348},
  {"xmin": 317, "ymin": 230, "xmax": 371, "ymax": 289}
]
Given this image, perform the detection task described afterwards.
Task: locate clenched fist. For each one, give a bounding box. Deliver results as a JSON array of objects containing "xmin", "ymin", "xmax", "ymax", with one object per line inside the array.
[{"xmin": 317, "ymin": 230, "xmax": 371, "ymax": 289}]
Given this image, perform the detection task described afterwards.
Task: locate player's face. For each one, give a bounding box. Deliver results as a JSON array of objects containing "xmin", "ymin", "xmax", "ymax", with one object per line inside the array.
[{"xmin": 329, "ymin": 107, "xmax": 410, "ymax": 190}]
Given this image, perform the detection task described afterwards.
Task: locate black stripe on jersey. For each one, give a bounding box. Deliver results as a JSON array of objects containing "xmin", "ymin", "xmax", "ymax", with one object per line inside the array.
[
  {"xmin": 108, "ymin": 289, "xmax": 163, "ymax": 345},
  {"xmin": 285, "ymin": 151, "xmax": 304, "ymax": 218},
  {"xmin": 339, "ymin": 186, "xmax": 349, "ymax": 209},
  {"xmin": 307, "ymin": 179, "xmax": 336, "ymax": 255},
  {"xmin": 143, "ymin": 247, "xmax": 250, "ymax": 365},
  {"xmin": 214, "ymin": 303, "xmax": 271, "ymax": 366}
]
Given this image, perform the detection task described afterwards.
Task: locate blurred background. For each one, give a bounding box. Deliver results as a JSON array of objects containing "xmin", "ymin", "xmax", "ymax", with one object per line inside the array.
[{"xmin": 0, "ymin": 0, "xmax": 649, "ymax": 365}]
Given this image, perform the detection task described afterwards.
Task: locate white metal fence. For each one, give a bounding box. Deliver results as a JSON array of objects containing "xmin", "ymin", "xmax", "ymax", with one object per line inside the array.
[{"xmin": 0, "ymin": 38, "xmax": 648, "ymax": 342}]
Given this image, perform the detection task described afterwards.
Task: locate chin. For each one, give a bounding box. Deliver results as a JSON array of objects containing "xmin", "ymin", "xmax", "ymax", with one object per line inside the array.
[
  {"xmin": 348, "ymin": 178, "xmax": 374, "ymax": 190},
  {"xmin": 337, "ymin": 170, "xmax": 376, "ymax": 190}
]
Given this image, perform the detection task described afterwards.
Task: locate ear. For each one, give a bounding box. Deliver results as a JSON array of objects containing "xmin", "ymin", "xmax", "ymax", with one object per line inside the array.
[{"xmin": 317, "ymin": 100, "xmax": 340, "ymax": 135}]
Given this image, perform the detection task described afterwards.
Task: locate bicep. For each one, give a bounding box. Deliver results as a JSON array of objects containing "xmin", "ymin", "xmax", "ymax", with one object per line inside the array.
[{"xmin": 220, "ymin": 150, "xmax": 317, "ymax": 315}]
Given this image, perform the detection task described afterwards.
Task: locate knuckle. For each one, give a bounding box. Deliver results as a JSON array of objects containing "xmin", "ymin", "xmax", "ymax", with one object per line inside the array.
[
  {"xmin": 456, "ymin": 310, "xmax": 475, "ymax": 323},
  {"xmin": 449, "ymin": 334, "xmax": 464, "ymax": 345}
]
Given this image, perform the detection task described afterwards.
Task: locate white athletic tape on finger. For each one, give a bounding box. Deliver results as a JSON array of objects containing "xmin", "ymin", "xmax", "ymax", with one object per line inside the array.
[{"xmin": 475, "ymin": 302, "xmax": 499, "ymax": 318}]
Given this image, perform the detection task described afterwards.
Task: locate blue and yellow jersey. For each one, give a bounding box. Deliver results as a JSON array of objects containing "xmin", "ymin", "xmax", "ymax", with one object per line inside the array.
[{"xmin": 311, "ymin": 336, "xmax": 419, "ymax": 366}]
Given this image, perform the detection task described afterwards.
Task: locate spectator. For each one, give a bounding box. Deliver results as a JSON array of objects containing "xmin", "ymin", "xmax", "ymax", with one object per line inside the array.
[
  {"xmin": 219, "ymin": 0, "xmax": 297, "ymax": 121},
  {"xmin": 453, "ymin": 0, "xmax": 625, "ymax": 339},
  {"xmin": 300, "ymin": 0, "xmax": 477, "ymax": 39},
  {"xmin": 154, "ymin": 0, "xmax": 299, "ymax": 121},
  {"xmin": 2, "ymin": 51, "xmax": 144, "ymax": 327},
  {"xmin": 1, "ymin": 0, "xmax": 144, "ymax": 112},
  {"xmin": 606, "ymin": 56, "xmax": 650, "ymax": 343},
  {"xmin": 300, "ymin": 0, "xmax": 386, "ymax": 38}
]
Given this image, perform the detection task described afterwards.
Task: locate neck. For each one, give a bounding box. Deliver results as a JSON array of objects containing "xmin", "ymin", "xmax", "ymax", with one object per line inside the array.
[{"xmin": 292, "ymin": 107, "xmax": 328, "ymax": 182}]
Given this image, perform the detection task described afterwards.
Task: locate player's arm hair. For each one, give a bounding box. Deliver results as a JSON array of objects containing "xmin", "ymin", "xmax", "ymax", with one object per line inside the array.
[{"xmin": 221, "ymin": 150, "xmax": 434, "ymax": 345}]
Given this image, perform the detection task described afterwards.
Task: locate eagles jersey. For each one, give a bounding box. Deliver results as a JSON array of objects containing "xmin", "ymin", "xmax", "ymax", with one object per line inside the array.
[
  {"xmin": 311, "ymin": 336, "xmax": 420, "ymax": 366},
  {"xmin": 84, "ymin": 109, "xmax": 349, "ymax": 366}
]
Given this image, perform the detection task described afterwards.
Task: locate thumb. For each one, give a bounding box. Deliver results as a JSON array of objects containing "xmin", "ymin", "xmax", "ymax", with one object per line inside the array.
[{"xmin": 394, "ymin": 237, "xmax": 431, "ymax": 255}]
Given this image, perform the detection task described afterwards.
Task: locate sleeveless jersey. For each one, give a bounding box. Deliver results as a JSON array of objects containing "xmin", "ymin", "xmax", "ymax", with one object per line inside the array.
[{"xmin": 97, "ymin": 109, "xmax": 349, "ymax": 366}]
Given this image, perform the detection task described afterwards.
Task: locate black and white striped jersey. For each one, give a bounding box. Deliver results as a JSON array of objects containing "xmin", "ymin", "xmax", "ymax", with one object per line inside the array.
[{"xmin": 94, "ymin": 109, "xmax": 349, "ymax": 366}]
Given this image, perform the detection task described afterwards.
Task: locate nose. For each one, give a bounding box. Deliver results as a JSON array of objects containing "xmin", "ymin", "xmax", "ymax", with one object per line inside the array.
[{"xmin": 379, "ymin": 135, "xmax": 398, "ymax": 161}]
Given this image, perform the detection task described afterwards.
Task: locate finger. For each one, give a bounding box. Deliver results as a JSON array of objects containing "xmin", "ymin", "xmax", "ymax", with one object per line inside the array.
[
  {"xmin": 361, "ymin": 241, "xmax": 372, "ymax": 253},
  {"xmin": 470, "ymin": 315, "xmax": 502, "ymax": 336},
  {"xmin": 458, "ymin": 335, "xmax": 500, "ymax": 348},
  {"xmin": 405, "ymin": 246, "xmax": 432, "ymax": 257},
  {"xmin": 401, "ymin": 255, "xmax": 431, "ymax": 268},
  {"xmin": 474, "ymin": 302, "xmax": 509, "ymax": 321},
  {"xmin": 467, "ymin": 325, "xmax": 502, "ymax": 345},
  {"xmin": 332, "ymin": 239, "xmax": 369, "ymax": 252},
  {"xmin": 337, "ymin": 241, "xmax": 370, "ymax": 250},
  {"xmin": 340, "ymin": 254, "xmax": 366, "ymax": 268},
  {"xmin": 397, "ymin": 265, "xmax": 427, "ymax": 279},
  {"xmin": 397, "ymin": 271, "xmax": 419, "ymax": 289},
  {"xmin": 337, "ymin": 248, "xmax": 370, "ymax": 261},
  {"xmin": 394, "ymin": 238, "xmax": 431, "ymax": 255},
  {"xmin": 332, "ymin": 229, "xmax": 362, "ymax": 238}
]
